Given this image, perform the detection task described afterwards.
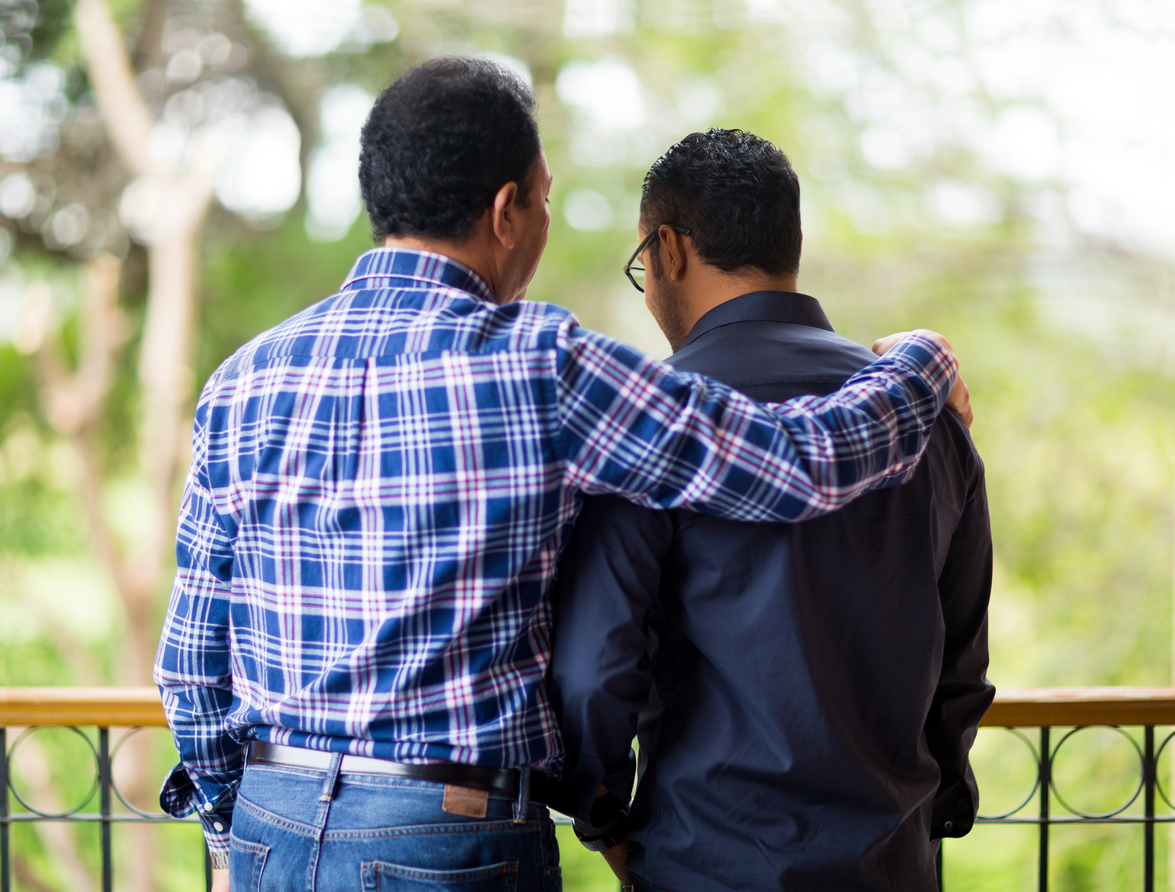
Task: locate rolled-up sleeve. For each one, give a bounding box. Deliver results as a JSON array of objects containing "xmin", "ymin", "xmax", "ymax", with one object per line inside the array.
[{"xmin": 555, "ymin": 323, "xmax": 956, "ymax": 522}]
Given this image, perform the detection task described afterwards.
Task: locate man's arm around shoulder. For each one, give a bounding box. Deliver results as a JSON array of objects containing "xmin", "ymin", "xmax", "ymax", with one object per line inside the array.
[{"xmin": 555, "ymin": 323, "xmax": 967, "ymax": 522}]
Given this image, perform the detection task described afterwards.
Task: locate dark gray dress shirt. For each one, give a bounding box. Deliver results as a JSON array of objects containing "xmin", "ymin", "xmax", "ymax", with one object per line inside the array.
[{"xmin": 548, "ymin": 290, "xmax": 995, "ymax": 892}]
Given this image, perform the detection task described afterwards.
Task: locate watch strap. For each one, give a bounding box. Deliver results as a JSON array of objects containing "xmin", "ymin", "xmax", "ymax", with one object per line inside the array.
[{"xmin": 575, "ymin": 824, "xmax": 627, "ymax": 852}]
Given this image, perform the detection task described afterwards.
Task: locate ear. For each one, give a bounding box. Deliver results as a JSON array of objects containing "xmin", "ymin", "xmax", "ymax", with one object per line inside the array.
[
  {"xmin": 490, "ymin": 181, "xmax": 520, "ymax": 250},
  {"xmin": 659, "ymin": 226, "xmax": 689, "ymax": 282}
]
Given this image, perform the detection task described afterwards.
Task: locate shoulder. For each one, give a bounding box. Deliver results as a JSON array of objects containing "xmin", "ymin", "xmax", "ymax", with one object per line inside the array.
[
  {"xmin": 670, "ymin": 322, "xmax": 876, "ymax": 392},
  {"xmin": 915, "ymin": 409, "xmax": 985, "ymax": 499},
  {"xmin": 480, "ymin": 299, "xmax": 578, "ymax": 352},
  {"xmin": 543, "ymin": 310, "xmax": 672, "ymax": 383},
  {"xmin": 215, "ymin": 293, "xmax": 343, "ymax": 377}
]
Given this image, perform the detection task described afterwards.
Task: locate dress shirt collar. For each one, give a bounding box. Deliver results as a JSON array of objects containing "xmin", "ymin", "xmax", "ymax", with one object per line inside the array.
[
  {"xmin": 678, "ymin": 290, "xmax": 834, "ymax": 351},
  {"xmin": 342, "ymin": 248, "xmax": 499, "ymax": 304}
]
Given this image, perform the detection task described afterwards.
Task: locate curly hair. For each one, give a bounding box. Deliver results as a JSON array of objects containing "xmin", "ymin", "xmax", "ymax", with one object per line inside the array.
[
  {"xmin": 641, "ymin": 129, "xmax": 801, "ymax": 276},
  {"xmin": 359, "ymin": 57, "xmax": 541, "ymax": 242}
]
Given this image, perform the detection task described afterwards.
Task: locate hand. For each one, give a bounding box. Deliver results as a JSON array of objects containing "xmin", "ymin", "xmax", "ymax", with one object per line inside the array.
[
  {"xmin": 872, "ymin": 329, "xmax": 972, "ymax": 429},
  {"xmin": 600, "ymin": 838, "xmax": 630, "ymax": 882},
  {"xmin": 212, "ymin": 867, "xmax": 230, "ymax": 892}
]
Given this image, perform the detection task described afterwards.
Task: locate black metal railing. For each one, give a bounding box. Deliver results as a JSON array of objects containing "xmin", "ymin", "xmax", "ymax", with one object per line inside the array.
[
  {"xmin": 5, "ymin": 687, "xmax": 1175, "ymax": 892},
  {"xmin": 944, "ymin": 687, "xmax": 1175, "ymax": 891},
  {"xmin": 0, "ymin": 688, "xmax": 211, "ymax": 892}
]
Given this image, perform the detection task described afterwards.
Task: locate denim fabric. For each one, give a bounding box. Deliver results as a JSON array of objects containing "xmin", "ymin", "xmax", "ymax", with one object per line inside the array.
[
  {"xmin": 622, "ymin": 877, "xmax": 666, "ymax": 892},
  {"xmin": 229, "ymin": 761, "xmax": 561, "ymax": 891}
]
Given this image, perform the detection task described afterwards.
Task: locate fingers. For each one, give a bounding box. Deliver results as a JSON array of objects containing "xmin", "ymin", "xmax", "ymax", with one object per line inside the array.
[
  {"xmin": 947, "ymin": 378, "xmax": 973, "ymax": 428},
  {"xmin": 873, "ymin": 329, "xmax": 973, "ymax": 428},
  {"xmin": 874, "ymin": 329, "xmax": 954, "ymax": 356},
  {"xmin": 871, "ymin": 332, "xmax": 911, "ymax": 356}
]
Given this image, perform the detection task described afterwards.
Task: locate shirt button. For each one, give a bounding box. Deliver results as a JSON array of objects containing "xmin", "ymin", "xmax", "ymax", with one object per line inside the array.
[
  {"xmin": 944, "ymin": 821, "xmax": 953, "ymax": 831},
  {"xmin": 204, "ymin": 802, "xmax": 214, "ymax": 812},
  {"xmin": 213, "ymin": 822, "xmax": 225, "ymax": 832}
]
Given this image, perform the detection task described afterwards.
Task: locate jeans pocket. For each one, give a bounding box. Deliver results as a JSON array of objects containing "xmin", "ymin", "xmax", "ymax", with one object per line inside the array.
[
  {"xmin": 230, "ymin": 837, "xmax": 271, "ymax": 892},
  {"xmin": 361, "ymin": 860, "xmax": 518, "ymax": 891}
]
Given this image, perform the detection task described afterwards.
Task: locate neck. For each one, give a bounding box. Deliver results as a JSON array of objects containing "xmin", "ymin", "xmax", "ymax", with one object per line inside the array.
[
  {"xmin": 383, "ymin": 233, "xmax": 504, "ymax": 303},
  {"xmin": 680, "ymin": 268, "xmax": 798, "ymax": 339}
]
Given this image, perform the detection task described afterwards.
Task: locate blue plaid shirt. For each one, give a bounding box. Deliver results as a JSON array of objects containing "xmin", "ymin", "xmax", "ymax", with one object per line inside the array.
[{"xmin": 154, "ymin": 248, "xmax": 956, "ymax": 855}]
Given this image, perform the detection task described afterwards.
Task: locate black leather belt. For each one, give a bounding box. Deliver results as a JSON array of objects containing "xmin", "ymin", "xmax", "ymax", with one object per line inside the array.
[{"xmin": 247, "ymin": 741, "xmax": 550, "ymax": 802}]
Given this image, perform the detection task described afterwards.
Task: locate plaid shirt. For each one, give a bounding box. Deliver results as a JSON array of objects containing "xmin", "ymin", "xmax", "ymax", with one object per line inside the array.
[{"xmin": 154, "ymin": 248, "xmax": 956, "ymax": 855}]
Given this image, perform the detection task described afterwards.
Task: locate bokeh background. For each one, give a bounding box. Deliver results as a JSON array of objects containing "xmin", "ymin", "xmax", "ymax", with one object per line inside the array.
[{"xmin": 1, "ymin": 0, "xmax": 1174, "ymax": 889}]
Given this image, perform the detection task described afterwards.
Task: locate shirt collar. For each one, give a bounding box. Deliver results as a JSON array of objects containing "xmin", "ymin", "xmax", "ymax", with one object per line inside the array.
[
  {"xmin": 341, "ymin": 248, "xmax": 499, "ymax": 304},
  {"xmin": 678, "ymin": 290, "xmax": 834, "ymax": 350}
]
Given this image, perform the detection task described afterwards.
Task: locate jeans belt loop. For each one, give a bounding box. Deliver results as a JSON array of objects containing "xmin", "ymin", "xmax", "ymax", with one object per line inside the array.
[
  {"xmin": 305, "ymin": 752, "xmax": 343, "ymax": 891},
  {"xmin": 513, "ymin": 764, "xmax": 531, "ymax": 823}
]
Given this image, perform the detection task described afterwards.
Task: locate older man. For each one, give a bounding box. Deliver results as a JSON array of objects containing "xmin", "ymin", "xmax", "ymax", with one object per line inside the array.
[{"xmin": 155, "ymin": 59, "xmax": 967, "ymax": 892}]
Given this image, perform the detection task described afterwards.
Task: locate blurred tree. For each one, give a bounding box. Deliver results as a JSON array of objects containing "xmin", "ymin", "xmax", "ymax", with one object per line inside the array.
[
  {"xmin": 1, "ymin": 0, "xmax": 1174, "ymax": 890},
  {"xmin": 0, "ymin": 1, "xmax": 338, "ymax": 888}
]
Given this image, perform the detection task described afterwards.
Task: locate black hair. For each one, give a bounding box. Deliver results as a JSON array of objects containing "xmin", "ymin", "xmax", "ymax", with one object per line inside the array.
[
  {"xmin": 641, "ymin": 129, "xmax": 801, "ymax": 277},
  {"xmin": 359, "ymin": 56, "xmax": 541, "ymax": 242}
]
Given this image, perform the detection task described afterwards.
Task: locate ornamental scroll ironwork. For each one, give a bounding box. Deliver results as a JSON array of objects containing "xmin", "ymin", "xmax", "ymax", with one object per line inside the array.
[
  {"xmin": 973, "ymin": 724, "xmax": 1161, "ymax": 823},
  {"xmin": 0, "ymin": 724, "xmax": 211, "ymax": 892},
  {"xmin": 5, "ymin": 725, "xmax": 179, "ymax": 821},
  {"xmin": 948, "ymin": 723, "xmax": 1175, "ymax": 892}
]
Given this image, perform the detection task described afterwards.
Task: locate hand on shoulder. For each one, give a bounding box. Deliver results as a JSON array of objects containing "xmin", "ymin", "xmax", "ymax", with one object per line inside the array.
[{"xmin": 872, "ymin": 330, "xmax": 973, "ymax": 429}]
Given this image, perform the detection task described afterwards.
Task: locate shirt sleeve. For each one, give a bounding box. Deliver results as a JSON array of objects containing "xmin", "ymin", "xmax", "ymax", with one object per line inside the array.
[
  {"xmin": 546, "ymin": 494, "xmax": 672, "ymax": 824},
  {"xmin": 926, "ymin": 432, "xmax": 996, "ymax": 839},
  {"xmin": 152, "ymin": 394, "xmax": 241, "ymax": 860},
  {"xmin": 555, "ymin": 322, "xmax": 957, "ymax": 521}
]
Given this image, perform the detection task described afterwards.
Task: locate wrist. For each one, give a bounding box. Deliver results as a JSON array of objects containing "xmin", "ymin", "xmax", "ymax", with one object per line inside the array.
[
  {"xmin": 574, "ymin": 822, "xmax": 628, "ymax": 852},
  {"xmin": 573, "ymin": 790, "xmax": 629, "ymax": 852},
  {"xmin": 884, "ymin": 334, "xmax": 957, "ymax": 412}
]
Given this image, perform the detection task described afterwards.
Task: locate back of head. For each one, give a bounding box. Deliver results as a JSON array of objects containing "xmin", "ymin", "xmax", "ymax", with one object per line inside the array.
[
  {"xmin": 641, "ymin": 129, "xmax": 802, "ymax": 277},
  {"xmin": 360, "ymin": 57, "xmax": 541, "ymax": 242}
]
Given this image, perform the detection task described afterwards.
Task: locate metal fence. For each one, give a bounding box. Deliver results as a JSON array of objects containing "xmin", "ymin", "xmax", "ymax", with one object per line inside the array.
[
  {"xmin": 0, "ymin": 688, "xmax": 211, "ymax": 892},
  {"xmin": 4, "ymin": 686, "xmax": 1175, "ymax": 892},
  {"xmin": 949, "ymin": 687, "xmax": 1175, "ymax": 892}
]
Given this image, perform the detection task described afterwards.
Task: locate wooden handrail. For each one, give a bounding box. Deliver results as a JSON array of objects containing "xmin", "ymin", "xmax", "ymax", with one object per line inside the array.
[
  {"xmin": 0, "ymin": 687, "xmax": 167, "ymax": 727},
  {"xmin": 2, "ymin": 686, "xmax": 1175, "ymax": 730},
  {"xmin": 981, "ymin": 687, "xmax": 1175, "ymax": 728}
]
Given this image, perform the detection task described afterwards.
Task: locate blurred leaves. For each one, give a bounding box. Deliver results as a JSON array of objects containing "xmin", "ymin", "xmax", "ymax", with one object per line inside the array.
[
  {"xmin": 28, "ymin": 0, "xmax": 75, "ymax": 61},
  {"xmin": 2, "ymin": 0, "xmax": 1175, "ymax": 889}
]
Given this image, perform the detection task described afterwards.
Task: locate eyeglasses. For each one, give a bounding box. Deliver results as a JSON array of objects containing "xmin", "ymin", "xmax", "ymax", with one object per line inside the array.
[{"xmin": 623, "ymin": 225, "xmax": 690, "ymax": 293}]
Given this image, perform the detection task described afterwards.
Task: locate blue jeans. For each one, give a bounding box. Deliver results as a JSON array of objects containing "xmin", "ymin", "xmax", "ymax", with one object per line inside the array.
[{"xmin": 229, "ymin": 757, "xmax": 561, "ymax": 891}]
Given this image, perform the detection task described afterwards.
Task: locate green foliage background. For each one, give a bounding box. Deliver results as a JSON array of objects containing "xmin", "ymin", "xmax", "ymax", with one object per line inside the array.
[{"xmin": 2, "ymin": 0, "xmax": 1174, "ymax": 889}]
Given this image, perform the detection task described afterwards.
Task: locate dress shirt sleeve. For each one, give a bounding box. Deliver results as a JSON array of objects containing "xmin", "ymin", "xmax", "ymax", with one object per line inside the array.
[
  {"xmin": 547, "ymin": 494, "xmax": 672, "ymax": 824},
  {"xmin": 153, "ymin": 396, "xmax": 241, "ymax": 861},
  {"xmin": 554, "ymin": 321, "xmax": 957, "ymax": 522},
  {"xmin": 926, "ymin": 436, "xmax": 996, "ymax": 839}
]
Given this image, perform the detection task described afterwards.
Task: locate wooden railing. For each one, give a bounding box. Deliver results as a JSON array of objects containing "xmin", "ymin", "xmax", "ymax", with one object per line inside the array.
[
  {"xmin": 971, "ymin": 687, "xmax": 1175, "ymax": 892},
  {"xmin": 0, "ymin": 688, "xmax": 200, "ymax": 892},
  {"xmin": 4, "ymin": 687, "xmax": 1175, "ymax": 892},
  {"xmin": 0, "ymin": 687, "xmax": 167, "ymax": 727},
  {"xmin": 981, "ymin": 687, "xmax": 1175, "ymax": 728},
  {"xmin": 8, "ymin": 685, "xmax": 1174, "ymax": 729}
]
